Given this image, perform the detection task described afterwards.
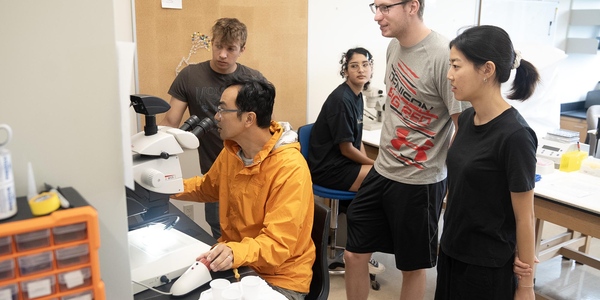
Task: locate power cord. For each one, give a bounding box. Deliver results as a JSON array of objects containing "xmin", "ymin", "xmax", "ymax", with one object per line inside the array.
[{"xmin": 132, "ymin": 278, "xmax": 173, "ymax": 295}]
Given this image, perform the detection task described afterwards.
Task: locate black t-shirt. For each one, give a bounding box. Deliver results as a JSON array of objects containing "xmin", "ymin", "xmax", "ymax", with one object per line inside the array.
[
  {"xmin": 441, "ymin": 107, "xmax": 537, "ymax": 267},
  {"xmin": 168, "ymin": 61, "xmax": 263, "ymax": 173},
  {"xmin": 308, "ymin": 82, "xmax": 364, "ymax": 187}
]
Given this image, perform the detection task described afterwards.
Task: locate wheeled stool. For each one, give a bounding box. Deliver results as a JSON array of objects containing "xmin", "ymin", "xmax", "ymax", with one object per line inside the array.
[
  {"xmin": 317, "ymin": 190, "xmax": 381, "ymax": 291},
  {"xmin": 298, "ymin": 123, "xmax": 381, "ymax": 290}
]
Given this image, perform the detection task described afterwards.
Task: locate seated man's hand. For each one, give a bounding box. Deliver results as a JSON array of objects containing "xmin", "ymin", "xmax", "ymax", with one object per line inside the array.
[{"xmin": 197, "ymin": 243, "xmax": 234, "ymax": 272}]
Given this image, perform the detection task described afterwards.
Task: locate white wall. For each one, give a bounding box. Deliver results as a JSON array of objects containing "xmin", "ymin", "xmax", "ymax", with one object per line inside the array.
[
  {"xmin": 307, "ymin": 0, "xmax": 389, "ymax": 122},
  {"xmin": 1, "ymin": 1, "xmax": 132, "ymax": 299}
]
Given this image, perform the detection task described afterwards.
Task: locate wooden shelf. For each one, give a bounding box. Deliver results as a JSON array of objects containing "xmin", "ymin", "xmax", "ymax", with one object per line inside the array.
[{"xmin": 560, "ymin": 116, "xmax": 588, "ymax": 143}]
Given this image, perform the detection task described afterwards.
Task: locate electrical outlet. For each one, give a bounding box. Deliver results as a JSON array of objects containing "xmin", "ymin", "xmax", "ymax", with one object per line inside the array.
[{"xmin": 183, "ymin": 205, "xmax": 194, "ymax": 220}]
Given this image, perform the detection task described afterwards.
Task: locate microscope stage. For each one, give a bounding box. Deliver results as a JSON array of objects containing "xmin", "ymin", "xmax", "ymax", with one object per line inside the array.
[{"xmin": 129, "ymin": 227, "xmax": 211, "ymax": 294}]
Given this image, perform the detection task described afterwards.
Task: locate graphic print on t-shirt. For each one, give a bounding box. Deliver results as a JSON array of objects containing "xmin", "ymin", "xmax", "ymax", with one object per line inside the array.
[{"xmin": 384, "ymin": 59, "xmax": 439, "ymax": 169}]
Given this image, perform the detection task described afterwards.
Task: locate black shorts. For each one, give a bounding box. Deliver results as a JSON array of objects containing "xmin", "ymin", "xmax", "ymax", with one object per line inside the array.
[
  {"xmin": 345, "ymin": 168, "xmax": 446, "ymax": 271},
  {"xmin": 435, "ymin": 248, "xmax": 517, "ymax": 299},
  {"xmin": 311, "ymin": 162, "xmax": 361, "ymax": 191}
]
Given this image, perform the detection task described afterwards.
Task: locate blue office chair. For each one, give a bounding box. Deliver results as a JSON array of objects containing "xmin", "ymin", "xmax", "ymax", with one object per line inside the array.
[
  {"xmin": 297, "ymin": 124, "xmax": 356, "ymax": 271},
  {"xmin": 298, "ymin": 123, "xmax": 382, "ymax": 290}
]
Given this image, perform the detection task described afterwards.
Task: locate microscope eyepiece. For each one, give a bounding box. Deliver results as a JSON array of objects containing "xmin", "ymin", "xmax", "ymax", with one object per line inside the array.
[
  {"xmin": 180, "ymin": 115, "xmax": 215, "ymax": 138},
  {"xmin": 191, "ymin": 117, "xmax": 216, "ymax": 138},
  {"xmin": 179, "ymin": 115, "xmax": 201, "ymax": 132}
]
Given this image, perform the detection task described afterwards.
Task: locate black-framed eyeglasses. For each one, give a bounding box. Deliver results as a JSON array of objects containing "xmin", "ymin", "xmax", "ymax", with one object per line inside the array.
[
  {"xmin": 216, "ymin": 106, "xmax": 240, "ymax": 117},
  {"xmin": 369, "ymin": 1, "xmax": 411, "ymax": 14}
]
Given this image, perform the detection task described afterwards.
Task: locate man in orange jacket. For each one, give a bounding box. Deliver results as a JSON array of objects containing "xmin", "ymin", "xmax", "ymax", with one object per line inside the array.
[{"xmin": 172, "ymin": 75, "xmax": 315, "ymax": 299}]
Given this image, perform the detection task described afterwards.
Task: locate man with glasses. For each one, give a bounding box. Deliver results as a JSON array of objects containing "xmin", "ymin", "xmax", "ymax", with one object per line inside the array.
[
  {"xmin": 161, "ymin": 18, "xmax": 264, "ymax": 240},
  {"xmin": 344, "ymin": 1, "xmax": 463, "ymax": 299},
  {"xmin": 172, "ymin": 75, "xmax": 315, "ymax": 300}
]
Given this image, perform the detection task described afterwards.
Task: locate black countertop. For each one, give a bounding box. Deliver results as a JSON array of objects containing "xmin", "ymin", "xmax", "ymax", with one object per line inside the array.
[
  {"xmin": 560, "ymin": 101, "xmax": 586, "ymax": 119},
  {"xmin": 132, "ymin": 203, "xmax": 257, "ymax": 300}
]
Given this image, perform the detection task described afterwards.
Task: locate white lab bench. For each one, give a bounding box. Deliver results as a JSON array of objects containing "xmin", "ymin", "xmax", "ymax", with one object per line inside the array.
[
  {"xmin": 362, "ymin": 129, "xmax": 381, "ymax": 160},
  {"xmin": 533, "ymin": 170, "xmax": 600, "ymax": 274}
]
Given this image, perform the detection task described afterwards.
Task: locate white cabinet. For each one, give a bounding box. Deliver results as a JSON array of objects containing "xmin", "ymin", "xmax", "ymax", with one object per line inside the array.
[
  {"xmin": 567, "ymin": 9, "xmax": 600, "ymax": 54},
  {"xmin": 566, "ymin": 0, "xmax": 600, "ymax": 54},
  {"xmin": 479, "ymin": 0, "xmax": 560, "ymax": 47}
]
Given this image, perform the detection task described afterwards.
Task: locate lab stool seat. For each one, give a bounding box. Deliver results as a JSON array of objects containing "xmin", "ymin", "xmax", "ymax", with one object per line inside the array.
[{"xmin": 297, "ymin": 123, "xmax": 381, "ymax": 290}]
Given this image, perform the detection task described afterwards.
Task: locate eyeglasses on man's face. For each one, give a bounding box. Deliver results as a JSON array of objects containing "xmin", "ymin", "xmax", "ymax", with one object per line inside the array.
[
  {"xmin": 369, "ymin": 1, "xmax": 412, "ymax": 14},
  {"xmin": 216, "ymin": 106, "xmax": 240, "ymax": 117},
  {"xmin": 348, "ymin": 62, "xmax": 372, "ymax": 71}
]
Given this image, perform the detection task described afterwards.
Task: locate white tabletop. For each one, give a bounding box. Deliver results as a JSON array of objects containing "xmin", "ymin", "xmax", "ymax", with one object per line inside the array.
[
  {"xmin": 534, "ymin": 170, "xmax": 600, "ymax": 215},
  {"xmin": 362, "ymin": 129, "xmax": 381, "ymax": 147}
]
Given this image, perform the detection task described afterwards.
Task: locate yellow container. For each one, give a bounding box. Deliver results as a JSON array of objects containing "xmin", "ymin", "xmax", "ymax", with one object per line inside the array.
[{"xmin": 559, "ymin": 151, "xmax": 588, "ymax": 172}]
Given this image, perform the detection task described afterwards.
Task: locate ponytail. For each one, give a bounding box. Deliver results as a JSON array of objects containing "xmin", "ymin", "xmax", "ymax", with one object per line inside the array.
[{"xmin": 507, "ymin": 59, "xmax": 539, "ymax": 101}]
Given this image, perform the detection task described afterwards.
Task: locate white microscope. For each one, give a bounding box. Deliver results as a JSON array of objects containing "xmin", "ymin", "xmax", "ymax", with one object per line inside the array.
[
  {"xmin": 363, "ymin": 85, "xmax": 385, "ymax": 131},
  {"xmin": 126, "ymin": 95, "xmax": 215, "ymax": 294},
  {"xmin": 126, "ymin": 94, "xmax": 214, "ymax": 222}
]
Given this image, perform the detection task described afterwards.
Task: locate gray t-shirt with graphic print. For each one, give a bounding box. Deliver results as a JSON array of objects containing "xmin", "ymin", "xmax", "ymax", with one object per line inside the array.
[{"xmin": 375, "ymin": 31, "xmax": 463, "ymax": 185}]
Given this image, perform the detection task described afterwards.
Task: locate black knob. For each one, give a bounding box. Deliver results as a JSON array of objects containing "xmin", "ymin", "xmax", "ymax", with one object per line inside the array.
[{"xmin": 160, "ymin": 275, "xmax": 170, "ymax": 283}]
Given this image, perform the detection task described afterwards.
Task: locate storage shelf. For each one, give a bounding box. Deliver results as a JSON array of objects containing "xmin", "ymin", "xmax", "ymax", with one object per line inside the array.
[
  {"xmin": 570, "ymin": 9, "xmax": 600, "ymax": 26},
  {"xmin": 566, "ymin": 38, "xmax": 600, "ymax": 54},
  {"xmin": 567, "ymin": 8, "xmax": 600, "ymax": 54},
  {"xmin": 0, "ymin": 190, "xmax": 105, "ymax": 300}
]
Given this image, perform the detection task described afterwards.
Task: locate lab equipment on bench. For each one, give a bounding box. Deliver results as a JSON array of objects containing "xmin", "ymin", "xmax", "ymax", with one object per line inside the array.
[
  {"xmin": 126, "ymin": 94, "xmax": 215, "ymax": 295},
  {"xmin": 536, "ymin": 137, "xmax": 577, "ymax": 167},
  {"xmin": 129, "ymin": 225, "xmax": 211, "ymax": 294},
  {"xmin": 363, "ymin": 86, "xmax": 385, "ymax": 131},
  {"xmin": 536, "ymin": 128, "xmax": 590, "ymax": 168},
  {"xmin": 126, "ymin": 94, "xmax": 214, "ymax": 220},
  {"xmin": 169, "ymin": 259, "xmax": 212, "ymax": 296}
]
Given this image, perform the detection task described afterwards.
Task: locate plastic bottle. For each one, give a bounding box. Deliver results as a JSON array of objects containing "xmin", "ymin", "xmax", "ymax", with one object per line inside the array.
[{"xmin": 0, "ymin": 124, "xmax": 17, "ymax": 220}]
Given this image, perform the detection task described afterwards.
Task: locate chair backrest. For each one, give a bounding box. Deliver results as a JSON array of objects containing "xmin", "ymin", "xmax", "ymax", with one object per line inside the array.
[
  {"xmin": 587, "ymin": 105, "xmax": 600, "ymax": 157},
  {"xmin": 306, "ymin": 200, "xmax": 331, "ymax": 300},
  {"xmin": 298, "ymin": 123, "xmax": 314, "ymax": 160},
  {"xmin": 587, "ymin": 105, "xmax": 600, "ymax": 132}
]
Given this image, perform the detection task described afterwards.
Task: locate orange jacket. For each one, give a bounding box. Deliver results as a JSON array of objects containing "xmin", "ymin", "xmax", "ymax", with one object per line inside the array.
[{"xmin": 175, "ymin": 121, "xmax": 315, "ymax": 293}]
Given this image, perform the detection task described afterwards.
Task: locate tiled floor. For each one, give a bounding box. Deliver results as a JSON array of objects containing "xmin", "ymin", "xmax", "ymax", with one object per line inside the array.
[{"xmin": 326, "ymin": 215, "xmax": 600, "ymax": 300}]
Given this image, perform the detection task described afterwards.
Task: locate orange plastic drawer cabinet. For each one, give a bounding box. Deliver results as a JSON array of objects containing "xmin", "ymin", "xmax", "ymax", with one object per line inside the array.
[{"xmin": 0, "ymin": 188, "xmax": 105, "ymax": 300}]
